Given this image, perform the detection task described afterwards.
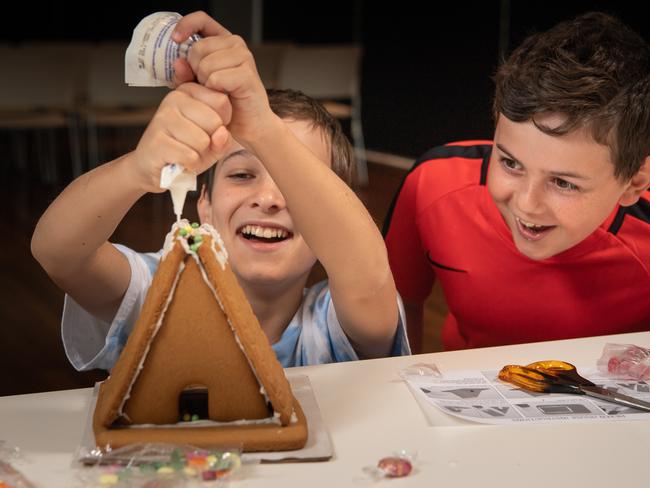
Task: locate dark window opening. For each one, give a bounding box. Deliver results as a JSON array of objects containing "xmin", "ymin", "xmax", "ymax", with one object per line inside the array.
[{"xmin": 179, "ymin": 386, "xmax": 209, "ymax": 421}]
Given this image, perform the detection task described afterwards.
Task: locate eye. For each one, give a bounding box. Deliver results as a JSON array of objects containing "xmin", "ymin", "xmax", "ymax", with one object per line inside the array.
[
  {"xmin": 500, "ymin": 157, "xmax": 522, "ymax": 172},
  {"xmin": 552, "ymin": 177, "xmax": 579, "ymax": 191},
  {"xmin": 228, "ymin": 171, "xmax": 253, "ymax": 180}
]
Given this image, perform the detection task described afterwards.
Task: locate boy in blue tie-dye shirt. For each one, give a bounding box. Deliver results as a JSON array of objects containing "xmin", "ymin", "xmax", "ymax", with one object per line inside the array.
[{"xmin": 32, "ymin": 12, "xmax": 409, "ymax": 371}]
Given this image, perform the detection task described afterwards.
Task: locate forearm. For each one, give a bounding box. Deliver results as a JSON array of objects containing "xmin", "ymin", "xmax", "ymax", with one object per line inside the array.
[
  {"xmin": 247, "ymin": 116, "xmax": 390, "ymax": 293},
  {"xmin": 32, "ymin": 153, "xmax": 145, "ymax": 277}
]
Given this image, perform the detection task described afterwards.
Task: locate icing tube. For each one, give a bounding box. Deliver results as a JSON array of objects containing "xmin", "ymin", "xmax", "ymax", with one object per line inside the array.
[
  {"xmin": 160, "ymin": 164, "xmax": 197, "ymax": 221},
  {"xmin": 126, "ymin": 11, "xmax": 202, "ymax": 220},
  {"xmin": 125, "ymin": 11, "xmax": 200, "ymax": 88}
]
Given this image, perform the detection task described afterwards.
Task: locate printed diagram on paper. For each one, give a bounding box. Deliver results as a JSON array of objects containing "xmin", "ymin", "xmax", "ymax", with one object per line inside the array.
[{"xmin": 405, "ymin": 368, "xmax": 650, "ymax": 424}]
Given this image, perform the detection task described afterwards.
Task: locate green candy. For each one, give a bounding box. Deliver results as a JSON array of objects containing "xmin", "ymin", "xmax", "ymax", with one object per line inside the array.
[
  {"xmin": 179, "ymin": 228, "xmax": 188, "ymax": 237},
  {"xmin": 139, "ymin": 463, "xmax": 157, "ymax": 474},
  {"xmin": 117, "ymin": 467, "xmax": 132, "ymax": 480},
  {"xmin": 191, "ymin": 222, "xmax": 200, "ymax": 228},
  {"xmin": 193, "ymin": 234, "xmax": 203, "ymax": 243},
  {"xmin": 190, "ymin": 243, "xmax": 201, "ymax": 252}
]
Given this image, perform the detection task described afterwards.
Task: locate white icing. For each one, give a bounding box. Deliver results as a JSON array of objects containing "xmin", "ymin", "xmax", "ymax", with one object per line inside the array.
[
  {"xmin": 159, "ymin": 165, "xmax": 197, "ymax": 222},
  {"xmin": 162, "ymin": 220, "xmax": 228, "ymax": 268},
  {"xmin": 116, "ymin": 260, "xmax": 185, "ymax": 418},
  {"xmin": 122, "ymin": 416, "xmax": 281, "ymax": 429}
]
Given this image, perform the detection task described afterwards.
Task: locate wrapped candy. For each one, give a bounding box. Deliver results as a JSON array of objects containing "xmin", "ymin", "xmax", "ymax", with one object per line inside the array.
[
  {"xmin": 597, "ymin": 343, "xmax": 650, "ymax": 380},
  {"xmin": 363, "ymin": 450, "xmax": 416, "ymax": 480},
  {"xmin": 377, "ymin": 456, "xmax": 413, "ymax": 478}
]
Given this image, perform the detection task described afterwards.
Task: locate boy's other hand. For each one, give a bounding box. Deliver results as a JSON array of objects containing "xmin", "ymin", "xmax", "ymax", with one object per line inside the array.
[
  {"xmin": 130, "ymin": 82, "xmax": 232, "ymax": 194},
  {"xmin": 171, "ymin": 11, "xmax": 275, "ymax": 147},
  {"xmin": 172, "ymin": 11, "xmax": 231, "ymax": 86}
]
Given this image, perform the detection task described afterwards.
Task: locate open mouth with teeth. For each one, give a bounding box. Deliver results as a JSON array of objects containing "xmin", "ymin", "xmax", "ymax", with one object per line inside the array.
[
  {"xmin": 238, "ymin": 224, "xmax": 292, "ymax": 243},
  {"xmin": 515, "ymin": 217, "xmax": 555, "ymax": 240}
]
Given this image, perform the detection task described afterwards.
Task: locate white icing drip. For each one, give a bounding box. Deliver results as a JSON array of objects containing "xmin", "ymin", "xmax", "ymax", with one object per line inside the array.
[
  {"xmin": 290, "ymin": 411, "xmax": 298, "ymax": 424},
  {"xmin": 161, "ymin": 220, "xmax": 228, "ymax": 269},
  {"xmin": 122, "ymin": 416, "xmax": 282, "ymax": 429},
  {"xmin": 207, "ymin": 227, "xmax": 228, "ymax": 269},
  {"xmin": 162, "ymin": 219, "xmax": 188, "ymax": 258}
]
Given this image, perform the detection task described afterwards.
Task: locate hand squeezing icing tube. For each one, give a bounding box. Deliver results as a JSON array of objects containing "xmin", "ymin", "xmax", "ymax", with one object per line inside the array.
[{"xmin": 125, "ymin": 11, "xmax": 202, "ymax": 220}]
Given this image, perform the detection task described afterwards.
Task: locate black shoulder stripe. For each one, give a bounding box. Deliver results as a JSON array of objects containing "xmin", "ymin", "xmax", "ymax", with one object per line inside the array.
[
  {"xmin": 479, "ymin": 149, "xmax": 491, "ymax": 186},
  {"xmin": 382, "ymin": 143, "xmax": 492, "ymax": 236},
  {"xmin": 607, "ymin": 196, "xmax": 650, "ymax": 235},
  {"xmin": 414, "ymin": 144, "xmax": 493, "ymax": 169}
]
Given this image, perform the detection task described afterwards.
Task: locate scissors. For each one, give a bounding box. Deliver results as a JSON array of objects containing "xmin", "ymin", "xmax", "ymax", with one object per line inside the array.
[{"xmin": 498, "ymin": 360, "xmax": 650, "ymax": 413}]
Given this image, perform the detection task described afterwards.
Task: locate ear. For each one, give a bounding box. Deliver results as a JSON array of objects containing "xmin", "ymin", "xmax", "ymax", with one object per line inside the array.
[
  {"xmin": 197, "ymin": 184, "xmax": 212, "ymax": 224},
  {"xmin": 619, "ymin": 155, "xmax": 650, "ymax": 206}
]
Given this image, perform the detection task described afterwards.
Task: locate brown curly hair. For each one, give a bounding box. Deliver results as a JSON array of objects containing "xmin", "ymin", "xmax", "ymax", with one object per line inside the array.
[{"xmin": 493, "ymin": 12, "xmax": 650, "ymax": 181}]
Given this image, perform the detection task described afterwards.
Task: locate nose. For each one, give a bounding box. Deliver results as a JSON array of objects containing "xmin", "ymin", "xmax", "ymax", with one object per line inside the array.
[
  {"xmin": 251, "ymin": 175, "xmax": 286, "ymax": 213},
  {"xmin": 516, "ymin": 178, "xmax": 545, "ymax": 215}
]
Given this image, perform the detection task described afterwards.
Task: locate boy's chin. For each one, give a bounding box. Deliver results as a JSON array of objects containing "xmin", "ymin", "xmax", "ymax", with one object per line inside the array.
[
  {"xmin": 234, "ymin": 268, "xmax": 307, "ymax": 289},
  {"xmin": 512, "ymin": 237, "xmax": 562, "ymax": 261}
]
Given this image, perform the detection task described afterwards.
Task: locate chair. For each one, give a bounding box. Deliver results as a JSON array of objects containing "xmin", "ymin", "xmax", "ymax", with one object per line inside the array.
[
  {"xmin": 249, "ymin": 42, "xmax": 293, "ymax": 89},
  {"xmin": 82, "ymin": 42, "xmax": 169, "ymax": 170},
  {"xmin": 0, "ymin": 42, "xmax": 88, "ymax": 185},
  {"xmin": 275, "ymin": 44, "xmax": 368, "ymax": 185}
]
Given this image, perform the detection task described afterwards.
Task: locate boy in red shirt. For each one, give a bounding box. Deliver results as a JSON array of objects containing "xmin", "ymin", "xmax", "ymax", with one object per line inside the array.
[{"xmin": 384, "ymin": 12, "xmax": 650, "ymax": 352}]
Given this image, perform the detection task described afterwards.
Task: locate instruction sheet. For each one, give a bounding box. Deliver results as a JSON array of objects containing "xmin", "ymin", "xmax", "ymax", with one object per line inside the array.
[{"xmin": 404, "ymin": 368, "xmax": 650, "ymax": 424}]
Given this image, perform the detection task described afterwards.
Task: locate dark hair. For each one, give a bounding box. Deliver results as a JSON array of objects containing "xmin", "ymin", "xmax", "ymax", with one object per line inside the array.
[
  {"xmin": 203, "ymin": 88, "xmax": 356, "ymax": 198},
  {"xmin": 493, "ymin": 12, "xmax": 650, "ymax": 181}
]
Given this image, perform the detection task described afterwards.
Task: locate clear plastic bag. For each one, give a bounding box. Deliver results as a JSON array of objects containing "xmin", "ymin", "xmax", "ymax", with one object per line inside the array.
[
  {"xmin": 597, "ymin": 343, "xmax": 650, "ymax": 379},
  {"xmin": 398, "ymin": 362, "xmax": 441, "ymax": 379},
  {"xmin": 75, "ymin": 443, "xmax": 243, "ymax": 487},
  {"xmin": 0, "ymin": 441, "xmax": 36, "ymax": 488}
]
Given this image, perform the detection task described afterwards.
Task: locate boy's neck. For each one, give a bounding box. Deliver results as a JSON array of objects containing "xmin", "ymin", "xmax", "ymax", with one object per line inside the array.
[{"xmin": 240, "ymin": 278, "xmax": 307, "ymax": 345}]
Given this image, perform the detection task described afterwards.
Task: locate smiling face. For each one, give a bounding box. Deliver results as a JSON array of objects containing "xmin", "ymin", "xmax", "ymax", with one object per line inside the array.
[
  {"xmin": 487, "ymin": 113, "xmax": 638, "ymax": 260},
  {"xmin": 198, "ymin": 119, "xmax": 331, "ymax": 290}
]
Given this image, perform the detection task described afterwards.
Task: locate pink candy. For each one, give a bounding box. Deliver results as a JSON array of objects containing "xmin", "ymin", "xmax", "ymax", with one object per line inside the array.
[
  {"xmin": 377, "ymin": 456, "xmax": 412, "ymax": 478},
  {"xmin": 600, "ymin": 344, "xmax": 650, "ymax": 379}
]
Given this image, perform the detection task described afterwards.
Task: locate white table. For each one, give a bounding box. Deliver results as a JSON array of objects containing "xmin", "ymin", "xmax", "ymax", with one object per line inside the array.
[{"xmin": 2, "ymin": 331, "xmax": 649, "ymax": 487}]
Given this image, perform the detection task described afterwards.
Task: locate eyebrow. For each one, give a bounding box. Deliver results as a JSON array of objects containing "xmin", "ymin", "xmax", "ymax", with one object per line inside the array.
[
  {"xmin": 221, "ymin": 149, "xmax": 252, "ymax": 164},
  {"xmin": 495, "ymin": 143, "xmax": 590, "ymax": 180}
]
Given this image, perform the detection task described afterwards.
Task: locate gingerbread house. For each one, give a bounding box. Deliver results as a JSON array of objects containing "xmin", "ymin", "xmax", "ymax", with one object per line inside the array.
[{"xmin": 93, "ymin": 220, "xmax": 308, "ymax": 451}]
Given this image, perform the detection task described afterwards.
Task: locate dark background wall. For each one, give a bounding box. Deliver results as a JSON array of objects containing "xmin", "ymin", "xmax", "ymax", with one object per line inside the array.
[{"xmin": 5, "ymin": 0, "xmax": 648, "ymax": 159}]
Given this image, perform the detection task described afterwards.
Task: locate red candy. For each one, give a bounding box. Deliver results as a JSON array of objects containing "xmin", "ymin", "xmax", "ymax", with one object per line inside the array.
[
  {"xmin": 201, "ymin": 470, "xmax": 217, "ymax": 481},
  {"xmin": 377, "ymin": 456, "xmax": 412, "ymax": 477}
]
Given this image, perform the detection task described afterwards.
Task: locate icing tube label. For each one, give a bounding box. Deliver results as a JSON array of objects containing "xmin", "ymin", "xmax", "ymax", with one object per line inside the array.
[{"xmin": 125, "ymin": 11, "xmax": 200, "ymax": 87}]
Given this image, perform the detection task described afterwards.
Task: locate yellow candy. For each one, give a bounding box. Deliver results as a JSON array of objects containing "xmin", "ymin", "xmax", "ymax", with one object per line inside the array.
[
  {"xmin": 228, "ymin": 452, "xmax": 242, "ymax": 471},
  {"xmin": 183, "ymin": 466, "xmax": 198, "ymax": 477},
  {"xmin": 206, "ymin": 455, "xmax": 217, "ymax": 465},
  {"xmin": 157, "ymin": 466, "xmax": 175, "ymax": 474},
  {"xmin": 99, "ymin": 473, "xmax": 119, "ymax": 485}
]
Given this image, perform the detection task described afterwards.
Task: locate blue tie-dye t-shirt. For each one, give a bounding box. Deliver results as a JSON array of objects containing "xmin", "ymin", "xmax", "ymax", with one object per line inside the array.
[{"xmin": 61, "ymin": 244, "xmax": 410, "ymax": 371}]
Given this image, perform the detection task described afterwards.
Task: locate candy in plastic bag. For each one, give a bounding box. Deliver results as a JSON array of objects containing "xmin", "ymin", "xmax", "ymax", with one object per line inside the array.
[{"xmin": 597, "ymin": 343, "xmax": 650, "ymax": 380}]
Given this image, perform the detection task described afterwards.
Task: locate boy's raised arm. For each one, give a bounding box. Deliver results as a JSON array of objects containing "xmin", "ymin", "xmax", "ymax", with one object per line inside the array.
[
  {"xmin": 31, "ymin": 83, "xmax": 231, "ymax": 323},
  {"xmin": 174, "ymin": 13, "xmax": 400, "ymax": 358}
]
